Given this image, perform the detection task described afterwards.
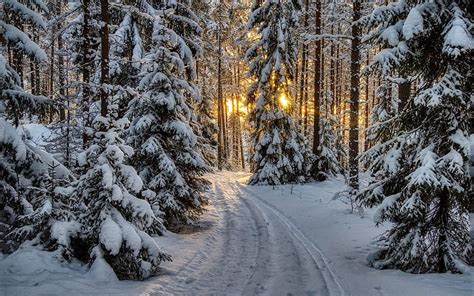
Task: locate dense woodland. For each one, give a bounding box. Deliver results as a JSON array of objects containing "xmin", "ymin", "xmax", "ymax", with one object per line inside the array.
[{"xmin": 1, "ymin": 0, "xmax": 472, "ymax": 282}]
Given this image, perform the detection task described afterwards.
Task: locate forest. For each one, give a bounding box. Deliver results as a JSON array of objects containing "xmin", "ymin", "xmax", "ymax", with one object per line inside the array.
[{"xmin": 0, "ymin": 0, "xmax": 473, "ymax": 295}]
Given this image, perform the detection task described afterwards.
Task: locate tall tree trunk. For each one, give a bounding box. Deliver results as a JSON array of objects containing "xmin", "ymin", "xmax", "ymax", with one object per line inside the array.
[
  {"xmin": 349, "ymin": 0, "xmax": 361, "ymax": 189},
  {"xmin": 237, "ymin": 59, "xmax": 245, "ymax": 170},
  {"xmin": 294, "ymin": 41, "xmax": 299, "ymax": 107},
  {"xmin": 223, "ymin": 94, "xmax": 229, "ymax": 160},
  {"xmin": 330, "ymin": 24, "xmax": 335, "ymax": 115},
  {"xmin": 49, "ymin": 27, "xmax": 55, "ymax": 123},
  {"xmin": 100, "ymin": 0, "xmax": 109, "ymax": 117},
  {"xmin": 30, "ymin": 61, "xmax": 36, "ymax": 95},
  {"xmin": 33, "ymin": 33, "xmax": 41, "ymax": 96},
  {"xmin": 217, "ymin": 27, "xmax": 224, "ymax": 170},
  {"xmin": 299, "ymin": 0, "xmax": 309, "ymax": 129},
  {"xmin": 58, "ymin": 20, "xmax": 66, "ymax": 121},
  {"xmin": 364, "ymin": 50, "xmax": 370, "ymax": 151},
  {"xmin": 335, "ymin": 24, "xmax": 341, "ymax": 120},
  {"xmin": 312, "ymin": 0, "xmax": 322, "ymax": 155},
  {"xmin": 298, "ymin": 46, "xmax": 306, "ymax": 127},
  {"xmin": 321, "ymin": 38, "xmax": 326, "ymax": 117},
  {"xmin": 82, "ymin": 0, "xmax": 93, "ymax": 146}
]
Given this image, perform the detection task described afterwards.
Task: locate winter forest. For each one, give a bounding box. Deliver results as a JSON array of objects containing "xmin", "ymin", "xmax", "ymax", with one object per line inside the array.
[{"xmin": 0, "ymin": 0, "xmax": 473, "ymax": 295}]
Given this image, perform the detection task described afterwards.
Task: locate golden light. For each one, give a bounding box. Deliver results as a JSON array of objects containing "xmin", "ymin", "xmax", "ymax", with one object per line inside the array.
[
  {"xmin": 226, "ymin": 99, "xmax": 233, "ymax": 113},
  {"xmin": 278, "ymin": 92, "xmax": 290, "ymax": 109},
  {"xmin": 226, "ymin": 96, "xmax": 248, "ymax": 116}
]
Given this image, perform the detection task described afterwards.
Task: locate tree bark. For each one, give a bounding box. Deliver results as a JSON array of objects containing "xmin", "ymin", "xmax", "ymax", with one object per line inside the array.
[
  {"xmin": 100, "ymin": 0, "xmax": 110, "ymax": 118},
  {"xmin": 312, "ymin": 0, "xmax": 322, "ymax": 154},
  {"xmin": 217, "ymin": 27, "xmax": 224, "ymax": 170},
  {"xmin": 349, "ymin": 0, "xmax": 361, "ymax": 189},
  {"xmin": 398, "ymin": 79, "xmax": 411, "ymax": 111},
  {"xmin": 364, "ymin": 50, "xmax": 370, "ymax": 151},
  {"xmin": 82, "ymin": 0, "xmax": 93, "ymax": 146},
  {"xmin": 329, "ymin": 24, "xmax": 335, "ymax": 115}
]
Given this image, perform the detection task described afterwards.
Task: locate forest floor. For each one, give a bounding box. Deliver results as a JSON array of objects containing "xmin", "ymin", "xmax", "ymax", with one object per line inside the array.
[{"xmin": 0, "ymin": 171, "xmax": 472, "ymax": 295}]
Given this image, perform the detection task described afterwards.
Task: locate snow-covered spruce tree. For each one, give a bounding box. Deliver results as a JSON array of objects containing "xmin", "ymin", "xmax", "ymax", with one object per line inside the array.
[
  {"xmin": 245, "ymin": 0, "xmax": 306, "ymax": 185},
  {"xmin": 166, "ymin": 0, "xmax": 213, "ymax": 170},
  {"xmin": 68, "ymin": 114, "xmax": 169, "ymax": 279},
  {"xmin": 58, "ymin": 0, "xmax": 170, "ymax": 280},
  {"xmin": 0, "ymin": 0, "xmax": 62, "ymax": 251},
  {"xmin": 358, "ymin": 0, "xmax": 472, "ymax": 273},
  {"xmin": 193, "ymin": 5, "xmax": 219, "ymax": 167},
  {"xmin": 108, "ymin": 2, "xmax": 155, "ymax": 119},
  {"xmin": 314, "ymin": 115, "xmax": 342, "ymax": 181},
  {"xmin": 60, "ymin": 0, "xmax": 102, "ymax": 147},
  {"xmin": 127, "ymin": 8, "xmax": 209, "ymax": 229}
]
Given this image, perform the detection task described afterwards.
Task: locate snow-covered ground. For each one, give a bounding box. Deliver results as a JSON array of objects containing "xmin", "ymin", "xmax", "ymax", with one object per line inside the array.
[{"xmin": 1, "ymin": 172, "xmax": 472, "ymax": 295}]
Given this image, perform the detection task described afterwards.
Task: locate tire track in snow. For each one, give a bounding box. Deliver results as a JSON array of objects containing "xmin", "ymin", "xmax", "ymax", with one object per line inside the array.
[
  {"xmin": 148, "ymin": 181, "xmax": 227, "ymax": 295},
  {"xmin": 151, "ymin": 176, "xmax": 261, "ymax": 295},
  {"xmin": 226, "ymin": 181, "xmax": 330, "ymax": 295},
  {"xmin": 236, "ymin": 182, "xmax": 346, "ymax": 296},
  {"xmin": 148, "ymin": 173, "xmax": 341, "ymax": 295}
]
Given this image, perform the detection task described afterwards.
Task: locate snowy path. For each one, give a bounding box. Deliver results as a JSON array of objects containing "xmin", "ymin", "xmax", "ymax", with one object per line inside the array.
[
  {"xmin": 1, "ymin": 172, "xmax": 471, "ymax": 296},
  {"xmin": 149, "ymin": 173, "xmax": 344, "ymax": 296}
]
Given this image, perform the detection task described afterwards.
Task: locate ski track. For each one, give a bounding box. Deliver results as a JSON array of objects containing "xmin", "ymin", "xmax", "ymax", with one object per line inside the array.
[{"xmin": 149, "ymin": 174, "xmax": 344, "ymax": 295}]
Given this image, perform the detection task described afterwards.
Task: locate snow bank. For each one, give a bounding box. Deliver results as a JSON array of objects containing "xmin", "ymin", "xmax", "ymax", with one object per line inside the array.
[{"xmin": 243, "ymin": 175, "xmax": 473, "ymax": 296}]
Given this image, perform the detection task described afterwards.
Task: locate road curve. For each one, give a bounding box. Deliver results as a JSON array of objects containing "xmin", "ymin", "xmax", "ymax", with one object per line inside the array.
[{"xmin": 150, "ymin": 173, "xmax": 343, "ymax": 296}]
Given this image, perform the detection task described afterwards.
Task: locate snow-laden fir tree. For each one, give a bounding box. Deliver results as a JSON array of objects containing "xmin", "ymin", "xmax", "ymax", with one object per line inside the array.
[
  {"xmin": 313, "ymin": 113, "xmax": 342, "ymax": 181},
  {"xmin": 358, "ymin": 0, "xmax": 472, "ymax": 273},
  {"xmin": 166, "ymin": 0, "xmax": 213, "ymax": 170},
  {"xmin": 0, "ymin": 0, "xmax": 69, "ymax": 251},
  {"xmin": 127, "ymin": 7, "xmax": 209, "ymax": 229},
  {"xmin": 192, "ymin": 9, "xmax": 219, "ymax": 167},
  {"xmin": 64, "ymin": 114, "xmax": 169, "ymax": 280},
  {"xmin": 108, "ymin": 2, "xmax": 154, "ymax": 119},
  {"xmin": 245, "ymin": 0, "xmax": 307, "ymax": 185},
  {"xmin": 61, "ymin": 0, "xmax": 102, "ymax": 146}
]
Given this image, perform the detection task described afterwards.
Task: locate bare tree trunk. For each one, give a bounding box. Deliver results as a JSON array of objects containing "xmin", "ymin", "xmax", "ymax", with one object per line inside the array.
[
  {"xmin": 30, "ymin": 61, "xmax": 36, "ymax": 95},
  {"xmin": 330, "ymin": 24, "xmax": 335, "ymax": 115},
  {"xmin": 299, "ymin": 0, "xmax": 309, "ymax": 129},
  {"xmin": 49, "ymin": 27, "xmax": 55, "ymax": 123},
  {"xmin": 294, "ymin": 41, "xmax": 299, "ymax": 107},
  {"xmin": 217, "ymin": 27, "xmax": 224, "ymax": 170},
  {"xmin": 224, "ymin": 94, "xmax": 229, "ymax": 160},
  {"xmin": 364, "ymin": 50, "xmax": 370, "ymax": 151},
  {"xmin": 312, "ymin": 0, "xmax": 322, "ymax": 155},
  {"xmin": 58, "ymin": 23, "xmax": 66, "ymax": 121},
  {"xmin": 321, "ymin": 38, "xmax": 326, "ymax": 117},
  {"xmin": 237, "ymin": 59, "xmax": 245, "ymax": 170},
  {"xmin": 335, "ymin": 24, "xmax": 341, "ymax": 120},
  {"xmin": 33, "ymin": 33, "xmax": 41, "ymax": 96},
  {"xmin": 349, "ymin": 0, "xmax": 361, "ymax": 190},
  {"xmin": 100, "ymin": 0, "xmax": 109, "ymax": 118},
  {"xmin": 298, "ymin": 46, "xmax": 306, "ymax": 127},
  {"xmin": 82, "ymin": 0, "xmax": 93, "ymax": 146}
]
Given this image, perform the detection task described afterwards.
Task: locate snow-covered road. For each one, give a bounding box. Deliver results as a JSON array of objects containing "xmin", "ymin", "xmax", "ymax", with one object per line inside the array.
[
  {"xmin": 1, "ymin": 172, "xmax": 471, "ymax": 296},
  {"xmin": 149, "ymin": 173, "xmax": 344, "ymax": 295}
]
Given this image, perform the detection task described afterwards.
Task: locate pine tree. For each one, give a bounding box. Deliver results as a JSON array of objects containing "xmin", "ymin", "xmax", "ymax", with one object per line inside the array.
[
  {"xmin": 109, "ymin": 1, "xmax": 153, "ymax": 119},
  {"xmin": 0, "ymin": 0, "xmax": 64, "ymax": 251},
  {"xmin": 68, "ymin": 115, "xmax": 169, "ymax": 279},
  {"xmin": 60, "ymin": 0, "xmax": 102, "ymax": 147},
  {"xmin": 314, "ymin": 101, "xmax": 342, "ymax": 180},
  {"xmin": 61, "ymin": 0, "xmax": 170, "ymax": 279},
  {"xmin": 245, "ymin": 0, "xmax": 307, "ymax": 185},
  {"xmin": 191, "ymin": 0, "xmax": 218, "ymax": 168},
  {"xmin": 127, "ymin": 6, "xmax": 209, "ymax": 229},
  {"xmin": 358, "ymin": 0, "xmax": 472, "ymax": 273}
]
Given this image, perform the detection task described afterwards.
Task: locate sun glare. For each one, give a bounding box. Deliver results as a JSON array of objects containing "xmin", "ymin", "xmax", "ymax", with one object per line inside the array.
[{"xmin": 278, "ymin": 93, "xmax": 290, "ymax": 109}]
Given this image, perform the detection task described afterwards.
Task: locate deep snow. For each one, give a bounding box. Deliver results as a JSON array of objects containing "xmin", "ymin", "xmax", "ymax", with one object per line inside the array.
[{"xmin": 0, "ymin": 172, "xmax": 472, "ymax": 295}]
